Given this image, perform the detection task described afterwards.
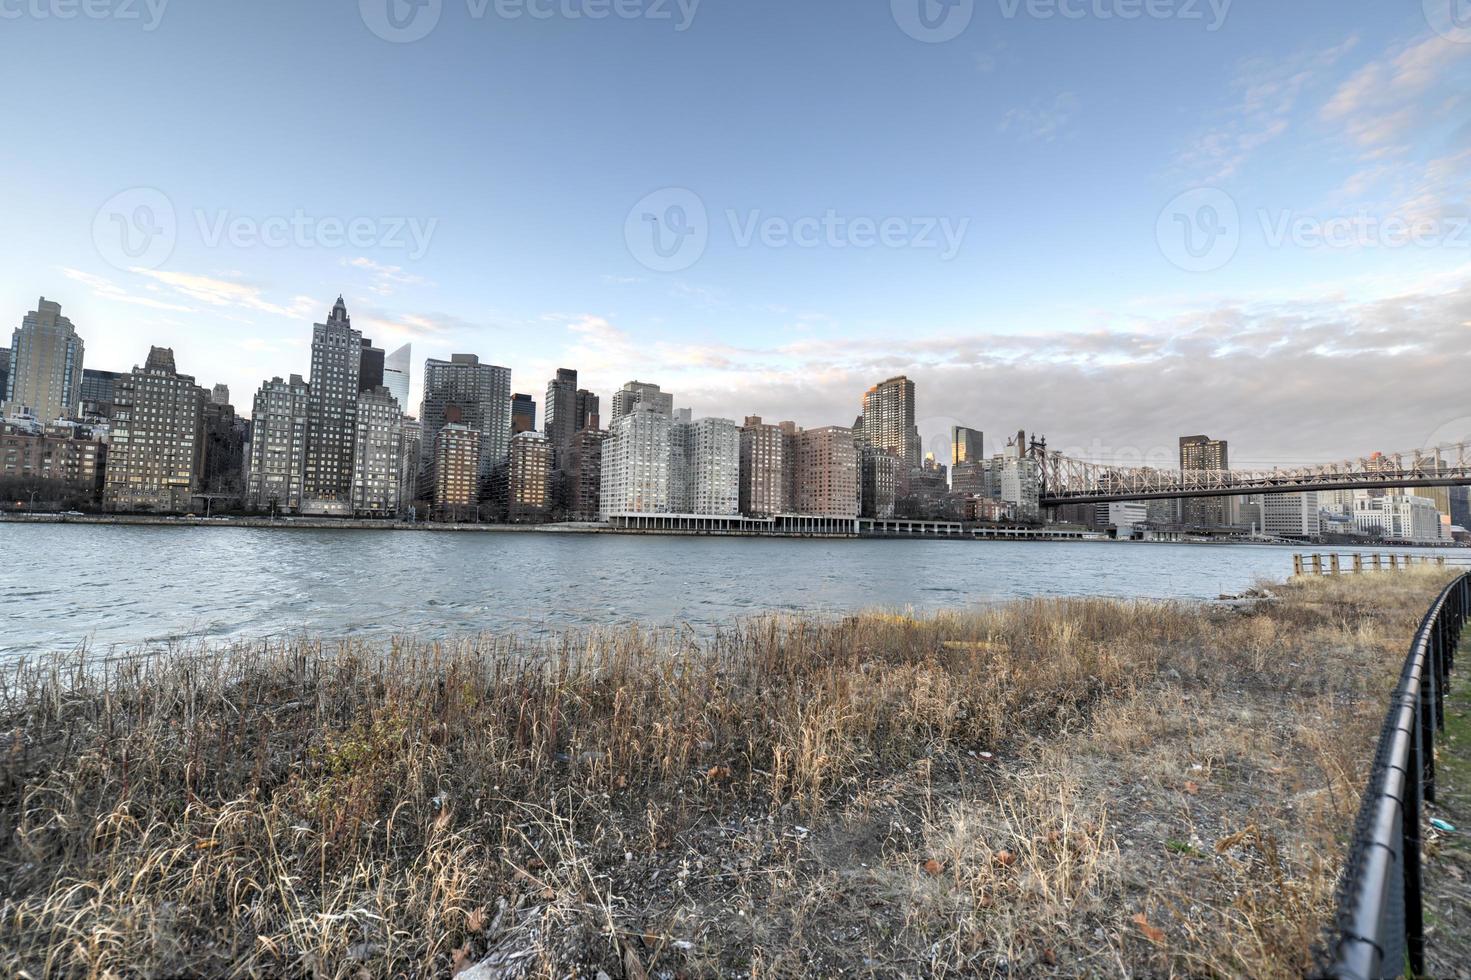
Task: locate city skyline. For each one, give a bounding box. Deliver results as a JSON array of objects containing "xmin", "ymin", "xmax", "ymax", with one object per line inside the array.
[{"xmin": 1, "ymin": 2, "xmax": 1467, "ymax": 463}]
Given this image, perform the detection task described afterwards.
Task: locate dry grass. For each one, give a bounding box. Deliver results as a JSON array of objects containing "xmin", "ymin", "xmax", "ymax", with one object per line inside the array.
[{"xmin": 0, "ymin": 568, "xmax": 1452, "ymax": 978}]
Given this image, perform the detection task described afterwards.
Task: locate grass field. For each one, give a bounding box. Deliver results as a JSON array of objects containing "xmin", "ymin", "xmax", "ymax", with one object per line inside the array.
[{"xmin": 0, "ymin": 569, "xmax": 1453, "ymax": 978}]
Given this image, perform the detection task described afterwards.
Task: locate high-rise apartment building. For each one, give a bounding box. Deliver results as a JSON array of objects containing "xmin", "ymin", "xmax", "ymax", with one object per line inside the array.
[
  {"xmin": 861, "ymin": 448, "xmax": 901, "ymax": 518},
  {"xmin": 950, "ymin": 460, "xmax": 988, "ymax": 498},
  {"xmin": 432, "ymin": 423, "xmax": 481, "ymax": 518},
  {"xmin": 673, "ymin": 416, "xmax": 740, "ymax": 516},
  {"xmin": 383, "ymin": 343, "xmax": 411, "ymax": 412},
  {"xmin": 566, "ymin": 427, "xmax": 607, "ymax": 521},
  {"xmin": 599, "ymin": 404, "xmax": 672, "ymax": 517},
  {"xmin": 211, "ymin": 383, "xmax": 231, "ymax": 406},
  {"xmin": 81, "ymin": 369, "xmax": 124, "ymax": 418},
  {"xmin": 511, "ymin": 393, "xmax": 537, "ymax": 434},
  {"xmin": 303, "ymin": 297, "xmax": 362, "ymax": 512},
  {"xmin": 544, "ymin": 368, "xmax": 579, "ymax": 461},
  {"xmin": 994, "ymin": 438, "xmax": 1041, "ymax": 522},
  {"xmin": 0, "ymin": 348, "xmax": 9, "ymax": 409},
  {"xmin": 352, "ymin": 386, "xmax": 404, "ymax": 517},
  {"xmin": 951, "ymin": 426, "xmax": 984, "ymax": 466},
  {"xmin": 104, "ymin": 347, "xmax": 205, "ymax": 513},
  {"xmin": 420, "ymin": 353, "xmax": 512, "ymax": 487},
  {"xmin": 507, "ymin": 430, "xmax": 552, "ymax": 521},
  {"xmin": 5, "ymin": 298, "xmax": 85, "ymax": 422},
  {"xmin": 246, "ymin": 375, "xmax": 311, "ymax": 513},
  {"xmin": 793, "ymin": 425, "xmax": 860, "ymax": 518},
  {"xmin": 861, "ymin": 376, "xmax": 921, "ymax": 468},
  {"xmin": 1179, "ymin": 434, "xmax": 1232, "ymax": 527},
  {"xmin": 739, "ymin": 415, "xmax": 793, "ymax": 517},
  {"xmin": 608, "ymin": 380, "xmax": 674, "ymax": 423}
]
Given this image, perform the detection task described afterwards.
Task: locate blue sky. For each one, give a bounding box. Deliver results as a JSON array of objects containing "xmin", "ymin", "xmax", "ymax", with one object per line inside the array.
[{"xmin": 2, "ymin": 0, "xmax": 1469, "ymax": 466}]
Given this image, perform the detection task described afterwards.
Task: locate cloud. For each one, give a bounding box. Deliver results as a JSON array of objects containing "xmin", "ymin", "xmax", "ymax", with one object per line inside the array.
[
  {"xmin": 540, "ymin": 271, "xmax": 1471, "ymax": 465},
  {"xmin": 128, "ymin": 268, "xmax": 317, "ymax": 320},
  {"xmin": 59, "ymin": 267, "xmax": 195, "ymax": 312},
  {"xmin": 344, "ymin": 256, "xmax": 431, "ymax": 296},
  {"xmin": 1177, "ymin": 35, "xmax": 1359, "ymax": 182},
  {"xmin": 1322, "ymin": 34, "xmax": 1471, "ymax": 153},
  {"xmin": 999, "ymin": 92, "xmax": 1078, "ymax": 143}
]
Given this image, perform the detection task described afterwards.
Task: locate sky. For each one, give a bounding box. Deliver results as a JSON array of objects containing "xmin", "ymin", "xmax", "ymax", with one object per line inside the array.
[{"xmin": 1, "ymin": 0, "xmax": 1469, "ymax": 469}]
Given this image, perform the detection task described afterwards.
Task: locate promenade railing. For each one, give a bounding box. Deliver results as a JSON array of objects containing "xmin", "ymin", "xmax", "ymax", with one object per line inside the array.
[
  {"xmin": 1294, "ymin": 553, "xmax": 1471, "ymax": 576},
  {"xmin": 1316, "ymin": 572, "xmax": 1470, "ymax": 979}
]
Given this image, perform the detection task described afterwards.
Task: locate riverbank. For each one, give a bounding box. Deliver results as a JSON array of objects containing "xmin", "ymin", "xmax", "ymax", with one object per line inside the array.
[{"xmin": 0, "ymin": 570, "xmax": 1454, "ymax": 977}]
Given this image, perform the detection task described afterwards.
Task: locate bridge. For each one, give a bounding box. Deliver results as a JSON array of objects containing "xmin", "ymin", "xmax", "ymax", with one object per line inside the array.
[{"xmin": 1035, "ymin": 442, "xmax": 1471, "ymax": 507}]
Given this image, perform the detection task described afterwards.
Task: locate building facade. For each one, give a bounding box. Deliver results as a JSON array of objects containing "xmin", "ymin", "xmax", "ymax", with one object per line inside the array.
[
  {"xmin": 599, "ymin": 404, "xmax": 672, "ymax": 517},
  {"xmin": 1179, "ymin": 434, "xmax": 1233, "ymax": 527},
  {"xmin": 739, "ymin": 415, "xmax": 793, "ymax": 517},
  {"xmin": 1261, "ymin": 491, "xmax": 1321, "ymax": 538},
  {"xmin": 104, "ymin": 347, "xmax": 205, "ymax": 513},
  {"xmin": 951, "ymin": 426, "xmax": 984, "ymax": 467},
  {"xmin": 861, "ymin": 376, "xmax": 920, "ymax": 468},
  {"xmin": 432, "ymin": 423, "xmax": 481, "ymax": 518},
  {"xmin": 246, "ymin": 375, "xmax": 311, "ymax": 513},
  {"xmin": 566, "ymin": 427, "xmax": 607, "ymax": 521},
  {"xmin": 544, "ymin": 368, "xmax": 579, "ymax": 462},
  {"xmin": 5, "ymin": 298, "xmax": 84, "ymax": 423},
  {"xmin": 511, "ymin": 393, "xmax": 537, "ymax": 435},
  {"xmin": 303, "ymin": 297, "xmax": 362, "ymax": 512},
  {"xmin": 383, "ymin": 343, "xmax": 411, "ymax": 412},
  {"xmin": 608, "ymin": 381, "xmax": 674, "ymax": 423},
  {"xmin": 420, "ymin": 353, "xmax": 512, "ymax": 488},
  {"xmin": 0, "ymin": 420, "xmax": 105, "ymax": 503},
  {"xmin": 200, "ymin": 398, "xmax": 247, "ymax": 499},
  {"xmin": 793, "ymin": 425, "xmax": 859, "ymax": 518},
  {"xmin": 507, "ymin": 430, "xmax": 552, "ymax": 521},
  {"xmin": 81, "ymin": 369, "xmax": 124, "ymax": 418},
  {"xmin": 675, "ymin": 416, "xmax": 740, "ymax": 516},
  {"xmin": 352, "ymin": 386, "xmax": 404, "ymax": 517},
  {"xmin": 861, "ymin": 448, "xmax": 901, "ymax": 518}
]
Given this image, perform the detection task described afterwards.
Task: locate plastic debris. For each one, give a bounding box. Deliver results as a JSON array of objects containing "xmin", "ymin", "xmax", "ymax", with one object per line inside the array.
[{"xmin": 1431, "ymin": 818, "xmax": 1457, "ymax": 833}]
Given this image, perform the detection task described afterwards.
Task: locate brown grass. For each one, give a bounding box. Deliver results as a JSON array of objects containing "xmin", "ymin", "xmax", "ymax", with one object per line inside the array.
[{"xmin": 0, "ymin": 568, "xmax": 1452, "ymax": 978}]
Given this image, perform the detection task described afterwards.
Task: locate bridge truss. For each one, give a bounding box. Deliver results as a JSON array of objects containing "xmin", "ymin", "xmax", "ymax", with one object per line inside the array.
[{"xmin": 1035, "ymin": 443, "xmax": 1471, "ymax": 507}]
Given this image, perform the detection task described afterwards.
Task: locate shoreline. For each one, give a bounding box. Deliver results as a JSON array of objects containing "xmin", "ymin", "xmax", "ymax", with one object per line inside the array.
[{"xmin": 2, "ymin": 511, "xmax": 1466, "ymax": 548}]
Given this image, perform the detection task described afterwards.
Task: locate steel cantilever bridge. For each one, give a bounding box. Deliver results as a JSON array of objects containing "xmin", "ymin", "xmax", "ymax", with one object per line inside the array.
[{"xmin": 1034, "ymin": 442, "xmax": 1471, "ymax": 507}]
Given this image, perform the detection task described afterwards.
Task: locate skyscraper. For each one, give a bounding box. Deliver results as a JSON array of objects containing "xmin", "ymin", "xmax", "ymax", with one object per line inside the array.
[
  {"xmin": 246, "ymin": 375, "xmax": 311, "ymax": 513},
  {"xmin": 358, "ymin": 338, "xmax": 385, "ymax": 392},
  {"xmin": 575, "ymin": 388, "xmax": 600, "ymax": 431},
  {"xmin": 5, "ymin": 298, "xmax": 85, "ymax": 422},
  {"xmin": 566, "ymin": 427, "xmax": 607, "ymax": 521},
  {"xmin": 544, "ymin": 368, "xmax": 578, "ymax": 461},
  {"xmin": 420, "ymin": 353, "xmax": 512, "ymax": 488},
  {"xmin": 0, "ymin": 348, "xmax": 9, "ymax": 409},
  {"xmin": 861, "ymin": 376, "xmax": 920, "ymax": 468},
  {"xmin": 211, "ymin": 383, "xmax": 231, "ymax": 406},
  {"xmin": 1179, "ymin": 434, "xmax": 1232, "ymax": 527},
  {"xmin": 608, "ymin": 381, "xmax": 673, "ymax": 423},
  {"xmin": 303, "ymin": 297, "xmax": 362, "ymax": 512},
  {"xmin": 383, "ymin": 343, "xmax": 411, "ymax": 413},
  {"xmin": 432, "ymin": 423, "xmax": 481, "ymax": 519},
  {"xmin": 104, "ymin": 347, "xmax": 205, "ymax": 513},
  {"xmin": 599, "ymin": 404, "xmax": 672, "ymax": 517},
  {"xmin": 951, "ymin": 426, "xmax": 984, "ymax": 466}
]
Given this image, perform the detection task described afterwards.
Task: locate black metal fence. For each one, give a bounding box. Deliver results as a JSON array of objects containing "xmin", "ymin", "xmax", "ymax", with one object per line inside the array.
[{"xmin": 1316, "ymin": 572, "xmax": 1471, "ymax": 979}]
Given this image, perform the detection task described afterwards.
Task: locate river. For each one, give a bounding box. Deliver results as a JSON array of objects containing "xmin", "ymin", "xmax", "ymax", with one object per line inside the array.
[{"xmin": 0, "ymin": 523, "xmax": 1456, "ymax": 657}]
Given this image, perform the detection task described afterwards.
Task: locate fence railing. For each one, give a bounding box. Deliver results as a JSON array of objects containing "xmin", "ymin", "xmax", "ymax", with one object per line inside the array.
[
  {"xmin": 1316, "ymin": 572, "xmax": 1470, "ymax": 979},
  {"xmin": 1294, "ymin": 553, "xmax": 1471, "ymax": 576}
]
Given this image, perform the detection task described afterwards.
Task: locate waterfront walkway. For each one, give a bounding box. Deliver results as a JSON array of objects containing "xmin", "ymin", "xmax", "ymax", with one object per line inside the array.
[{"xmin": 1428, "ymin": 674, "xmax": 1471, "ymax": 975}]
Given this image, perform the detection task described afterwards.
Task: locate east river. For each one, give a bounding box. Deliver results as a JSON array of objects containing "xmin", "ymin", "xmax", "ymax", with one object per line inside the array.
[{"xmin": 0, "ymin": 522, "xmax": 1456, "ymax": 657}]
